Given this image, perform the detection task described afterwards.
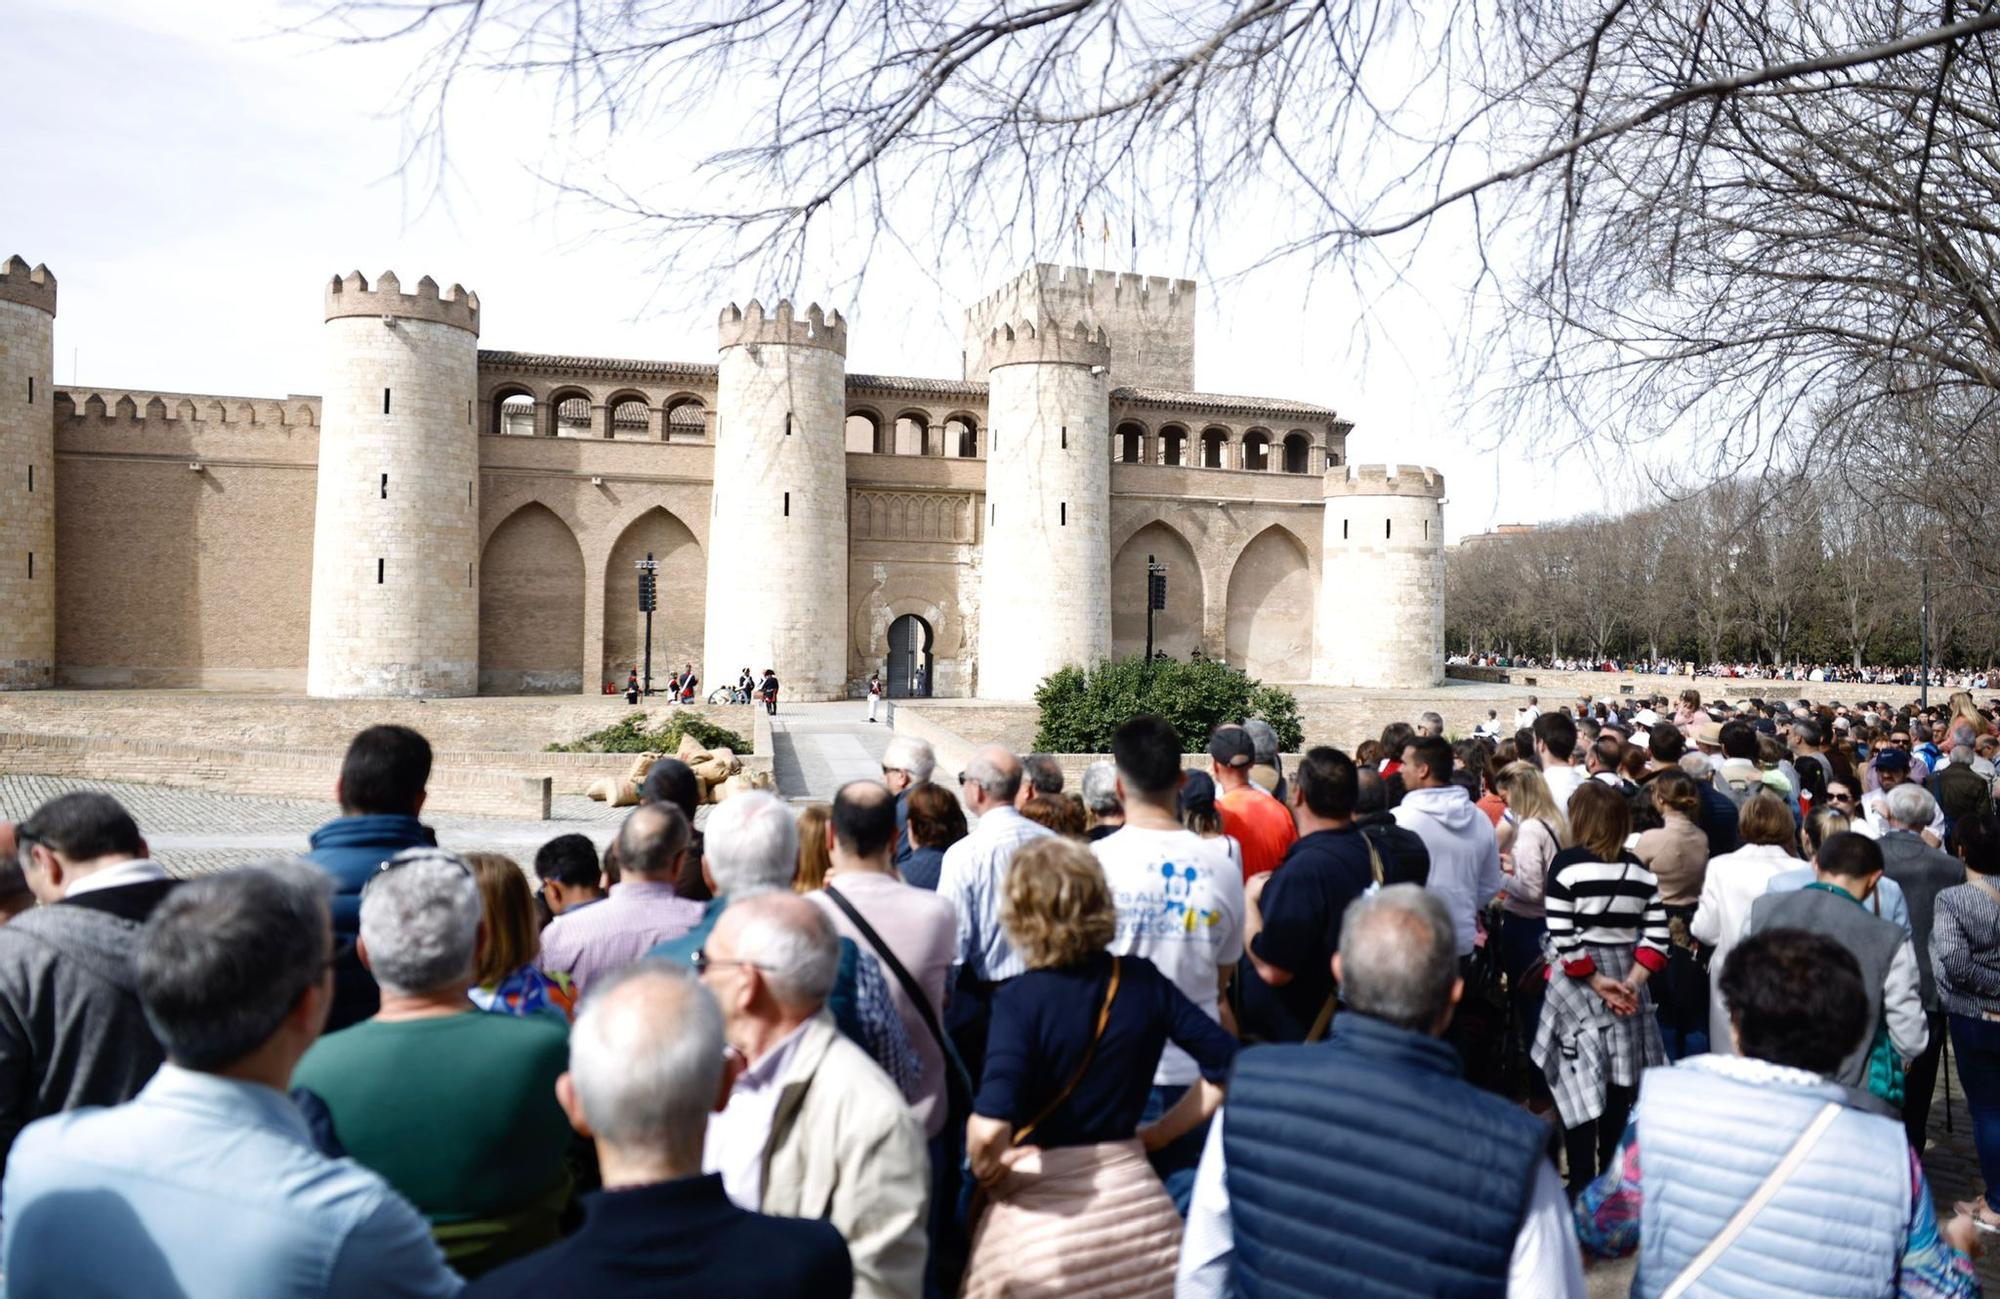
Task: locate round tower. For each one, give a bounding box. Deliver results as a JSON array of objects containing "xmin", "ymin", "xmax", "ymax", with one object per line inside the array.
[
  {"xmin": 307, "ymin": 271, "xmax": 481, "ymax": 698},
  {"xmin": 704, "ymin": 300, "xmax": 850, "ymax": 700},
  {"xmin": 975, "ymin": 319, "xmax": 1113, "ymax": 698},
  {"xmin": 0, "ymin": 257, "xmax": 56, "ymax": 690},
  {"xmin": 1313, "ymin": 463, "xmax": 1446, "ymax": 689}
]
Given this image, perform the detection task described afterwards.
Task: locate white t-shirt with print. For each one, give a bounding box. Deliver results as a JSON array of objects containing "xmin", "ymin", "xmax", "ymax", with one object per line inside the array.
[{"xmin": 1093, "ymin": 826, "xmax": 1247, "ymax": 1086}]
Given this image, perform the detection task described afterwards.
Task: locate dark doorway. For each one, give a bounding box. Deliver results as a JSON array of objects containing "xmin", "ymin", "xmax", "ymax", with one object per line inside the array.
[{"xmin": 888, "ymin": 614, "xmax": 934, "ymax": 698}]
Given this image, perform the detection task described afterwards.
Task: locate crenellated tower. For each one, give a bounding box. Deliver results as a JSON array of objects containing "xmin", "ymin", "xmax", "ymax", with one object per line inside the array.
[
  {"xmin": 1313, "ymin": 464, "xmax": 1446, "ymax": 689},
  {"xmin": 975, "ymin": 319, "xmax": 1113, "ymax": 698},
  {"xmin": 0, "ymin": 257, "xmax": 56, "ymax": 689},
  {"xmin": 704, "ymin": 299, "xmax": 850, "ymax": 700},
  {"xmin": 307, "ymin": 270, "xmax": 482, "ymax": 697}
]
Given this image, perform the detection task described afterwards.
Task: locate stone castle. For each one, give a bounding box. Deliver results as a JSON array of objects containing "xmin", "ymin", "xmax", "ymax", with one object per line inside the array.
[{"xmin": 0, "ymin": 255, "xmax": 1444, "ymax": 700}]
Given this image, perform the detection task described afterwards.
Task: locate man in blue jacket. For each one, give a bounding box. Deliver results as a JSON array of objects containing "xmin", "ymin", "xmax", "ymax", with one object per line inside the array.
[{"xmin": 304, "ymin": 725, "xmax": 437, "ymax": 1030}]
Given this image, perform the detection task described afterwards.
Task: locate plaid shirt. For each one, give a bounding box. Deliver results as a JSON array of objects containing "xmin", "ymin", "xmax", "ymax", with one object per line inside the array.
[{"xmin": 538, "ymin": 880, "xmax": 704, "ymax": 999}]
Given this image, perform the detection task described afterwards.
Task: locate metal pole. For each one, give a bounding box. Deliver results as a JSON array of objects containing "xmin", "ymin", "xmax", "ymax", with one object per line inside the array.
[
  {"xmin": 641, "ymin": 551, "xmax": 656, "ymax": 697},
  {"xmin": 1145, "ymin": 553, "xmax": 1157, "ymax": 663}
]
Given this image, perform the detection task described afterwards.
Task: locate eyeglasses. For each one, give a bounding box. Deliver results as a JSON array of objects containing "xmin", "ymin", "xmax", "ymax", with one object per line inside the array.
[
  {"xmin": 957, "ymin": 770, "xmax": 971, "ymax": 785},
  {"xmin": 882, "ymin": 765, "xmax": 907, "ymax": 778},
  {"xmin": 691, "ymin": 949, "xmax": 769, "ymax": 976}
]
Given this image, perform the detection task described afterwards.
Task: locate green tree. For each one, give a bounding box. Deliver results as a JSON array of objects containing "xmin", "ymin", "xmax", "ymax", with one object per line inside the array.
[{"xmin": 1034, "ymin": 657, "xmax": 1303, "ymax": 754}]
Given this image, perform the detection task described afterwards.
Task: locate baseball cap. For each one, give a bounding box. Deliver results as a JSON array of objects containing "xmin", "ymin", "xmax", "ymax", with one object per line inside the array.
[
  {"xmin": 1874, "ymin": 748, "xmax": 1910, "ymax": 773},
  {"xmin": 1634, "ymin": 708, "xmax": 1661, "ymax": 727},
  {"xmin": 1207, "ymin": 726, "xmax": 1255, "ymax": 768}
]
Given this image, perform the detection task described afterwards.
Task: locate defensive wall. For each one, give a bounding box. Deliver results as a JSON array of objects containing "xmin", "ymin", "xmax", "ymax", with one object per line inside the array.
[{"xmin": 25, "ymin": 255, "xmax": 1444, "ymax": 701}]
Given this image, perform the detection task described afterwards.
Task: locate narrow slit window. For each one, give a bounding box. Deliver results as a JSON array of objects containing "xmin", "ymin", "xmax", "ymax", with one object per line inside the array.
[
  {"xmin": 1060, "ymin": 502, "xmax": 1067, "ymax": 526},
  {"xmin": 376, "ymin": 558, "xmax": 385, "ymax": 584},
  {"xmin": 990, "ymin": 502, "xmax": 996, "ymax": 526},
  {"xmin": 1060, "ymin": 426, "xmax": 1067, "ymax": 449},
  {"xmin": 785, "ymin": 412, "xmax": 793, "ymax": 436},
  {"xmin": 26, "ymin": 465, "xmax": 32, "ymax": 493},
  {"xmin": 466, "ymin": 562, "xmax": 473, "ymax": 588},
  {"xmin": 26, "ymin": 553, "xmax": 32, "ymax": 580},
  {"xmin": 1385, "ymin": 519, "xmax": 1393, "ymax": 539},
  {"xmin": 467, "ymin": 481, "xmax": 473, "ymax": 506},
  {"xmin": 1342, "ymin": 519, "xmax": 1349, "ymax": 540},
  {"xmin": 783, "ymin": 491, "xmax": 790, "ymax": 518},
  {"xmin": 1423, "ymin": 518, "xmax": 1428, "ymax": 539},
  {"xmin": 26, "ymin": 378, "xmax": 32, "ymax": 404},
  {"xmin": 467, "ymin": 399, "xmax": 473, "ymax": 426},
  {"xmin": 383, "ymin": 388, "xmax": 392, "ymax": 415},
  {"xmin": 380, "ymin": 473, "xmax": 388, "ymax": 500}
]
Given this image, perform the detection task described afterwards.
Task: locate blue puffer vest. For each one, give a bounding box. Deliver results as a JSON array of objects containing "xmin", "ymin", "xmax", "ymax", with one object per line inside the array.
[
  {"xmin": 1633, "ymin": 1059, "xmax": 1909, "ymax": 1298},
  {"xmin": 1223, "ymin": 1014, "xmax": 1547, "ymax": 1298}
]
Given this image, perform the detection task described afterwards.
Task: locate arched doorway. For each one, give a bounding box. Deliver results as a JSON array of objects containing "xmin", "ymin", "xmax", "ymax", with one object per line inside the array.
[
  {"xmin": 603, "ymin": 507, "xmax": 705, "ymax": 687},
  {"xmin": 1112, "ymin": 522, "xmax": 1204, "ymax": 660},
  {"xmin": 480, "ymin": 504, "xmax": 585, "ymax": 693},
  {"xmin": 1225, "ymin": 526, "xmax": 1315, "ymax": 681},
  {"xmin": 888, "ymin": 614, "xmax": 934, "ymax": 697}
]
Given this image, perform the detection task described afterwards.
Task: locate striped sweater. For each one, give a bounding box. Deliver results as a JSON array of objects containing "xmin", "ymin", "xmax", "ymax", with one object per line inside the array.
[{"xmin": 1544, "ymin": 846, "xmax": 1670, "ymax": 978}]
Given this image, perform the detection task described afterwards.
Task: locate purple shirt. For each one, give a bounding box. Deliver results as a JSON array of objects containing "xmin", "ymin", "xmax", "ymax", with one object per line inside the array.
[{"xmin": 538, "ymin": 880, "xmax": 704, "ymax": 999}]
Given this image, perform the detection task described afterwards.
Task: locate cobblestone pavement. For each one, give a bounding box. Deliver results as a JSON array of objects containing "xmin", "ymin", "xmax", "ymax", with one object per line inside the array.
[
  {"xmin": 0, "ymin": 775, "xmax": 630, "ymax": 876},
  {"xmin": 769, "ymin": 702, "xmax": 895, "ymax": 800}
]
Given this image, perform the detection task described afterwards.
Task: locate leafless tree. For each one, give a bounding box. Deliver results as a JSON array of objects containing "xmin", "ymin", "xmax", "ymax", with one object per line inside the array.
[{"xmin": 314, "ymin": 0, "xmax": 2000, "ymax": 558}]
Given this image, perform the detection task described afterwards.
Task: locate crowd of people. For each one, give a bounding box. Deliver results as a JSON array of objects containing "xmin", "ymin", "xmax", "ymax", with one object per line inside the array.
[
  {"xmin": 1, "ymin": 689, "xmax": 1999, "ymax": 1295},
  {"xmin": 1452, "ymin": 652, "xmax": 2000, "ymax": 688}
]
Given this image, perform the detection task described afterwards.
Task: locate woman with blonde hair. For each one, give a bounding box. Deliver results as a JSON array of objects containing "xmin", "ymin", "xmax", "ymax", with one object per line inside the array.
[
  {"xmin": 1494, "ymin": 761, "xmax": 1568, "ymax": 990},
  {"xmin": 1688, "ymin": 790, "xmax": 1799, "ymax": 1055},
  {"xmin": 464, "ymin": 852, "xmax": 574, "ymax": 1021},
  {"xmin": 962, "ymin": 838, "xmax": 1237, "ymax": 1299},
  {"xmin": 792, "ymin": 803, "xmax": 833, "ymax": 893}
]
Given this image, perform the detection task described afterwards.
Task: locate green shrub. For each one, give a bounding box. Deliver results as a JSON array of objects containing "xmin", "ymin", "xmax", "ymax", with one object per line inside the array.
[
  {"xmin": 545, "ymin": 710, "xmax": 752, "ymax": 755},
  {"xmin": 1032, "ymin": 657, "xmax": 1305, "ymax": 753}
]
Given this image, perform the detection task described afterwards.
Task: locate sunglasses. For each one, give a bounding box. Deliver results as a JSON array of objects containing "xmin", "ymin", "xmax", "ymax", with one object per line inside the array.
[{"xmin": 1827, "ymin": 793, "xmax": 1856, "ymax": 803}]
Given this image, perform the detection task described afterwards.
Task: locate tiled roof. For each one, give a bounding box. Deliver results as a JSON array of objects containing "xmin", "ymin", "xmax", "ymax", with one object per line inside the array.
[
  {"xmin": 846, "ymin": 373, "xmax": 988, "ymax": 397},
  {"xmin": 478, "ymin": 351, "xmax": 718, "ymax": 380},
  {"xmin": 1112, "ymin": 387, "xmax": 1336, "ymax": 420}
]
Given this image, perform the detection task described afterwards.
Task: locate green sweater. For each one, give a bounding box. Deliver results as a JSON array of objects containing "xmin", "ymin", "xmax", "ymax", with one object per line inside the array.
[{"xmin": 293, "ymin": 1010, "xmax": 572, "ymax": 1274}]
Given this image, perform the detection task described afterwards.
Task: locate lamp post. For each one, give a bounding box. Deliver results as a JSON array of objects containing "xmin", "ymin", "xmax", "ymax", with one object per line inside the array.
[{"xmin": 635, "ymin": 552, "xmax": 659, "ymax": 697}]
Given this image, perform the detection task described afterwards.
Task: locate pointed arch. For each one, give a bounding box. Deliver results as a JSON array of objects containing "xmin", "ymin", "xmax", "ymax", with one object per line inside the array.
[
  {"xmin": 1226, "ymin": 525, "xmax": 1315, "ymax": 681},
  {"xmin": 479, "ymin": 503, "xmax": 586, "ymax": 693},
  {"xmin": 601, "ymin": 505, "xmax": 705, "ymax": 685},
  {"xmin": 1112, "ymin": 520, "xmax": 1205, "ymax": 660}
]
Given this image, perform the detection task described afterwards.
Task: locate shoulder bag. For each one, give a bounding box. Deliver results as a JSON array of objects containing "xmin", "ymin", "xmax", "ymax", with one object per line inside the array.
[
  {"xmin": 1015, "ymin": 956, "xmax": 1122, "ymax": 1146},
  {"xmin": 822, "ymin": 883, "xmax": 976, "ymax": 1110},
  {"xmin": 1660, "ymin": 1103, "xmax": 1842, "ymax": 1299}
]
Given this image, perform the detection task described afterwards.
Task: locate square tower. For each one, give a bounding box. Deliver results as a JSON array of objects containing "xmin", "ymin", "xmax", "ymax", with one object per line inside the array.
[{"xmin": 963, "ymin": 265, "xmax": 1195, "ymax": 391}]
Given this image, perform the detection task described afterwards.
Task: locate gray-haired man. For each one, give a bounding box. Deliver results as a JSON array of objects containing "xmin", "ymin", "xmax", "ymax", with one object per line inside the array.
[
  {"xmin": 880, "ymin": 734, "xmax": 936, "ymax": 865},
  {"xmin": 1, "ymin": 861, "xmax": 460, "ymax": 1298},
  {"xmin": 461, "ymin": 964, "xmax": 852, "ymax": 1298},
  {"xmin": 294, "ymin": 851, "xmax": 572, "ymax": 1275},
  {"xmin": 1080, "ymin": 760, "xmax": 1125, "ymax": 841},
  {"xmin": 1178, "ymin": 885, "xmax": 1584, "ymax": 1298}
]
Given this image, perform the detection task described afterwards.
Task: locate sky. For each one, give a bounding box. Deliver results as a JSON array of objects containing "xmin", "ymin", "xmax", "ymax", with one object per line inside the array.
[{"xmin": 2, "ymin": 0, "xmax": 1632, "ymax": 540}]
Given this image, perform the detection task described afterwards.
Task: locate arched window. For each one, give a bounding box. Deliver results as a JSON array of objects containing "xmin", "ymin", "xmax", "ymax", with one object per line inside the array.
[
  {"xmin": 492, "ymin": 388, "xmax": 535, "ymax": 436},
  {"xmin": 1116, "ymin": 421, "xmax": 1146, "ymax": 464},
  {"xmin": 894, "ymin": 412, "xmax": 932, "ymax": 456},
  {"xmin": 611, "ymin": 398, "xmax": 652, "ymax": 437},
  {"xmin": 1282, "ymin": 432, "xmax": 1312, "ymax": 473},
  {"xmin": 1159, "ymin": 425, "xmax": 1187, "ymax": 466},
  {"xmin": 552, "ymin": 392, "xmax": 592, "ymax": 436},
  {"xmin": 664, "ymin": 397, "xmax": 707, "ymax": 442},
  {"xmin": 1328, "ymin": 449, "xmax": 1343, "ymax": 468},
  {"xmin": 1201, "ymin": 427, "xmax": 1228, "ymax": 469},
  {"xmin": 945, "ymin": 416, "xmax": 978, "ymax": 458},
  {"xmin": 1243, "ymin": 428, "xmax": 1271, "ymax": 471},
  {"xmin": 845, "ymin": 411, "xmax": 883, "ymax": 453}
]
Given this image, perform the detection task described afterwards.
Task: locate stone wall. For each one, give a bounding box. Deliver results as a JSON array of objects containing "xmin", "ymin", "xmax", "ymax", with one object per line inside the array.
[
  {"xmin": 1314, "ymin": 465, "xmax": 1445, "ymax": 689},
  {"xmin": 0, "ymin": 263, "xmax": 56, "ymax": 690},
  {"xmin": 977, "ymin": 329, "xmax": 1113, "ymax": 697},
  {"xmin": 309, "ymin": 275, "xmax": 481, "ymax": 697},
  {"xmin": 0, "ymin": 730, "xmax": 551, "ymax": 818},
  {"xmin": 705, "ymin": 303, "xmax": 850, "ymax": 700}
]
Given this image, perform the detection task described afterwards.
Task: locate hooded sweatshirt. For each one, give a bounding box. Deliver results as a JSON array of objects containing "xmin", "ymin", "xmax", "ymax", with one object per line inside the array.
[
  {"xmin": 1392, "ymin": 785, "xmax": 1503, "ymax": 956},
  {"xmin": 0, "ymin": 876, "xmax": 177, "ymax": 1173},
  {"xmin": 306, "ymin": 814, "xmax": 438, "ymax": 1032}
]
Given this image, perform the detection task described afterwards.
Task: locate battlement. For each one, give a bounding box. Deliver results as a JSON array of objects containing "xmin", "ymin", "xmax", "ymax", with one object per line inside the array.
[
  {"xmin": 324, "ymin": 270, "xmax": 480, "ymax": 335},
  {"xmin": 968, "ymin": 264, "xmax": 1195, "ymax": 316},
  {"xmin": 55, "ymin": 389, "xmax": 320, "ymax": 429},
  {"xmin": 1324, "ymin": 463, "xmax": 1445, "ymax": 500},
  {"xmin": 717, "ymin": 299, "xmax": 847, "ymax": 355},
  {"xmin": 984, "ymin": 318, "xmax": 1111, "ymax": 370},
  {"xmin": 0, "ymin": 256, "xmax": 56, "ymax": 316},
  {"xmin": 965, "ymin": 263, "xmax": 1195, "ymax": 389}
]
